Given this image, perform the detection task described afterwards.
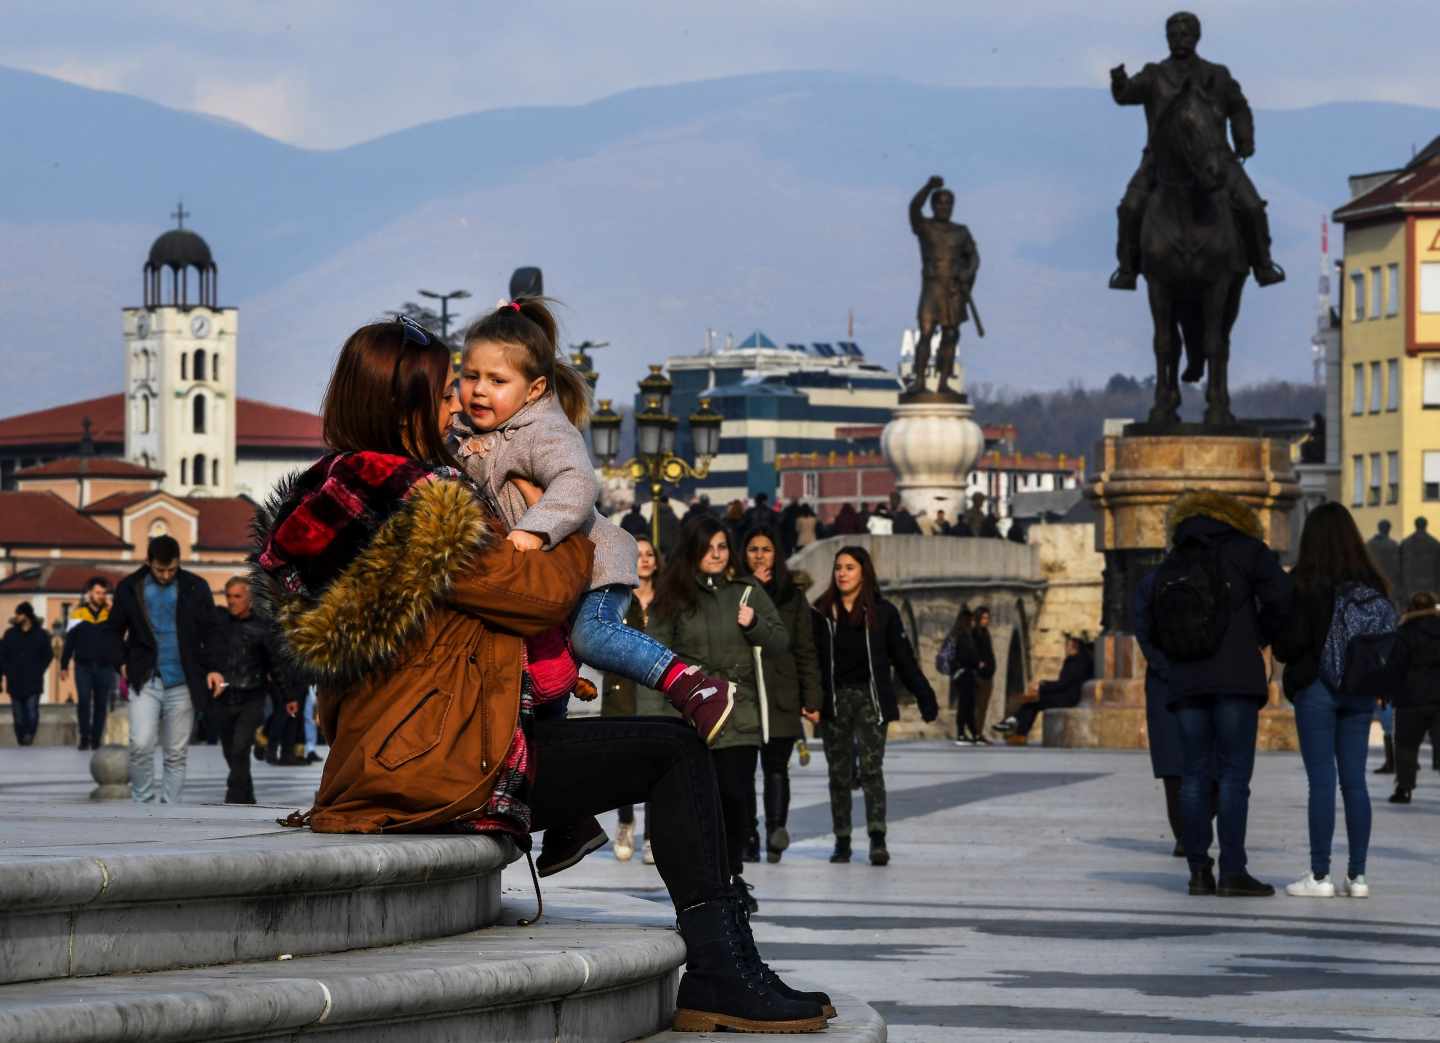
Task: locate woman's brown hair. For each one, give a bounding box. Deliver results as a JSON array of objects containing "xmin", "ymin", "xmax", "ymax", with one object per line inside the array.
[
  {"xmin": 461, "ymin": 297, "xmax": 590, "ymax": 427},
  {"xmin": 321, "ymin": 319, "xmax": 456, "ymax": 467},
  {"xmin": 814, "ymin": 545, "xmax": 880, "ymax": 628},
  {"xmin": 652, "ymin": 515, "xmax": 731, "ymax": 621},
  {"xmin": 1292, "ymin": 501, "xmax": 1390, "ymax": 599}
]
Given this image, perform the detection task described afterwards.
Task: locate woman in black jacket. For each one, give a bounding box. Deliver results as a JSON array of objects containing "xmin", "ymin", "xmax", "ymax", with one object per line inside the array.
[
  {"xmin": 810, "ymin": 545, "xmax": 938, "ymax": 866},
  {"xmin": 1388, "ymin": 591, "xmax": 1440, "ymax": 805},
  {"xmin": 944, "ymin": 607, "xmax": 981, "ymax": 744},
  {"xmin": 994, "ymin": 635, "xmax": 1093, "ymax": 740},
  {"xmin": 1271, "ymin": 502, "xmax": 1388, "ymax": 900}
]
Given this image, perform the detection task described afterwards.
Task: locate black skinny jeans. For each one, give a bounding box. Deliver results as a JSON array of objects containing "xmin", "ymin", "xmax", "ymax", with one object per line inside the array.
[
  {"xmin": 215, "ymin": 691, "xmax": 266, "ymax": 802},
  {"xmin": 712, "ymin": 745, "xmax": 760, "ymax": 877},
  {"xmin": 528, "ymin": 715, "xmax": 730, "ymax": 910}
]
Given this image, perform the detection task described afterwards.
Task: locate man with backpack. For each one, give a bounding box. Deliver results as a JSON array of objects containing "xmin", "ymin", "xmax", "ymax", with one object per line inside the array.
[{"xmin": 1148, "ymin": 491, "xmax": 1292, "ymax": 898}]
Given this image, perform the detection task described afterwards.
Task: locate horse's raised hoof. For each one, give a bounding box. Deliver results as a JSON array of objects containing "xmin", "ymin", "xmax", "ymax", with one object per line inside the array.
[
  {"xmin": 1180, "ymin": 359, "xmax": 1206, "ymax": 383},
  {"xmin": 1253, "ymin": 262, "xmax": 1286, "ymax": 287},
  {"xmin": 1108, "ymin": 267, "xmax": 1139, "ymax": 291}
]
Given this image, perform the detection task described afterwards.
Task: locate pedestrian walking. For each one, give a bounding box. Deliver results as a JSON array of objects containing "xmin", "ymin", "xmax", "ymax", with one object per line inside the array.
[
  {"xmin": 648, "ymin": 516, "xmax": 788, "ymax": 913},
  {"xmin": 737, "ymin": 527, "xmax": 823, "ymax": 864},
  {"xmin": 1, "ymin": 602, "xmax": 53, "ymax": 745},
  {"xmin": 109, "ymin": 535, "xmax": 217, "ymax": 804},
  {"xmin": 1398, "ymin": 516, "xmax": 1440, "ymax": 608},
  {"xmin": 1388, "ymin": 591, "xmax": 1440, "ymax": 805},
  {"xmin": 203, "ymin": 577, "xmax": 298, "ymax": 804},
  {"xmin": 1273, "ymin": 502, "xmax": 1394, "ymax": 899},
  {"xmin": 795, "ymin": 504, "xmax": 819, "ymax": 549},
  {"xmin": 603, "ymin": 535, "xmax": 662, "ymax": 862},
  {"xmin": 1149, "ymin": 491, "xmax": 1292, "ymax": 898},
  {"xmin": 971, "ymin": 606, "xmax": 997, "ymax": 743},
  {"xmin": 60, "ymin": 576, "xmax": 120, "ymax": 750},
  {"xmin": 940, "ymin": 607, "xmax": 981, "ymax": 744},
  {"xmin": 810, "ymin": 545, "xmax": 939, "ymax": 866}
]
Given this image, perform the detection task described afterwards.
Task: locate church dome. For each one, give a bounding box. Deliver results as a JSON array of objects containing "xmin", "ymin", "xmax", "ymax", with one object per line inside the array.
[{"xmin": 147, "ymin": 228, "xmax": 214, "ymax": 270}]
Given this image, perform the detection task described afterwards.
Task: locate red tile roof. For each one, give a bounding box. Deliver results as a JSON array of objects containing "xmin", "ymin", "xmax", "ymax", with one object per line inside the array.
[
  {"xmin": 0, "ymin": 492, "xmax": 127, "ymax": 548},
  {"xmin": 185, "ymin": 496, "xmax": 256, "ymax": 551},
  {"xmin": 0, "ymin": 395, "xmax": 323, "ymax": 451},
  {"xmin": 16, "ymin": 457, "xmax": 163, "ymax": 480},
  {"xmin": 81, "ymin": 491, "xmax": 158, "ymax": 514},
  {"xmin": 0, "ymin": 563, "xmax": 132, "ymax": 594},
  {"xmin": 1334, "ymin": 139, "xmax": 1440, "ymax": 224}
]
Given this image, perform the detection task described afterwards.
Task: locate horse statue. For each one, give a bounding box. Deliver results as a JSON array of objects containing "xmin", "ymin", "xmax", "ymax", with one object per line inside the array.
[{"xmin": 1139, "ymin": 78, "xmax": 1248, "ymax": 427}]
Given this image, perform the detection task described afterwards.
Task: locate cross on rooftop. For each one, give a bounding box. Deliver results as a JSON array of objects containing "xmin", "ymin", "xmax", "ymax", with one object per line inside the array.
[{"xmin": 171, "ymin": 200, "xmax": 190, "ymax": 229}]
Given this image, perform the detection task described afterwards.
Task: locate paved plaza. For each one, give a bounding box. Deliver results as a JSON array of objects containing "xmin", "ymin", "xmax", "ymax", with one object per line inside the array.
[{"xmin": 4, "ymin": 739, "xmax": 1439, "ymax": 1041}]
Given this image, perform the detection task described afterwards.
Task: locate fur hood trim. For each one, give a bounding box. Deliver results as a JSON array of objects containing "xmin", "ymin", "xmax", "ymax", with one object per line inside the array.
[
  {"xmin": 251, "ymin": 478, "xmax": 494, "ymax": 687},
  {"xmin": 1165, "ymin": 490, "xmax": 1263, "ymax": 542},
  {"xmin": 1401, "ymin": 606, "xmax": 1440, "ymax": 626}
]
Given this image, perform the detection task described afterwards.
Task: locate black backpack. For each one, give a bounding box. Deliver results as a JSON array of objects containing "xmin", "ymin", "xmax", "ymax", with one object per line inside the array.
[{"xmin": 1150, "ymin": 536, "xmax": 1231, "ymax": 662}]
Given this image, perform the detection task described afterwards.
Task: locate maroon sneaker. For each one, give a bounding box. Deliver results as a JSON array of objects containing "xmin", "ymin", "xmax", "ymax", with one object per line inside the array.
[{"xmin": 665, "ymin": 666, "xmax": 736, "ymax": 746}]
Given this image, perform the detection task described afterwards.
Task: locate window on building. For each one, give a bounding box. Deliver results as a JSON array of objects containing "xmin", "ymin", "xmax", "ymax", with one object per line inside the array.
[
  {"xmin": 181, "ymin": 354, "xmax": 188, "ymax": 381},
  {"xmin": 1388, "ymin": 359, "xmax": 1400, "ymax": 411},
  {"xmin": 1388, "ymin": 451, "xmax": 1400, "ymax": 504},
  {"xmin": 142, "ymin": 395, "xmax": 151, "ymax": 434},
  {"xmin": 1426, "ymin": 452, "xmax": 1440, "ymax": 502},
  {"xmin": 193, "ymin": 452, "xmax": 206, "ymax": 487},
  {"xmin": 1369, "ymin": 453, "xmax": 1382, "ymax": 505},
  {"xmin": 1387, "ymin": 263, "xmax": 1401, "ymax": 316},
  {"xmin": 802, "ymin": 472, "xmax": 818, "ymax": 499},
  {"xmin": 761, "ymin": 438, "xmax": 776, "ymax": 464},
  {"xmin": 1425, "ymin": 359, "xmax": 1440, "ymax": 409},
  {"xmin": 180, "ymin": 457, "xmax": 188, "ymax": 484},
  {"xmin": 1352, "ymin": 364, "xmax": 1364, "ymax": 415},
  {"xmin": 212, "ymin": 459, "xmax": 219, "ymax": 486},
  {"xmin": 1351, "ymin": 456, "xmax": 1364, "ymax": 506},
  {"xmin": 1422, "ymin": 263, "xmax": 1440, "ymax": 314},
  {"xmin": 193, "ymin": 394, "xmax": 206, "ymax": 434},
  {"xmin": 193, "ymin": 350, "xmax": 206, "ymax": 382},
  {"xmin": 212, "ymin": 353, "xmax": 221, "ymax": 379},
  {"xmin": 1371, "ymin": 267, "xmax": 1383, "ymax": 318},
  {"xmin": 1370, "ymin": 362, "xmax": 1382, "ymax": 413},
  {"xmin": 1351, "ymin": 273, "xmax": 1367, "ymax": 321}
]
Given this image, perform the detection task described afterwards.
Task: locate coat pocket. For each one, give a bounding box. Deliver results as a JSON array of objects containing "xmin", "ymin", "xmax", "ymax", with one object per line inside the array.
[{"xmin": 374, "ymin": 687, "xmax": 454, "ymax": 771}]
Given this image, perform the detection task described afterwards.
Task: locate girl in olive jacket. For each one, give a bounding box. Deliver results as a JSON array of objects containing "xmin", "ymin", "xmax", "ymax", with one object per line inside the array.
[{"xmin": 647, "ymin": 517, "xmax": 787, "ymax": 908}]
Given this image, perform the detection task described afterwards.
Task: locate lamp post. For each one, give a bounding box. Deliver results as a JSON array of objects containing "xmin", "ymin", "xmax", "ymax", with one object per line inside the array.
[
  {"xmin": 589, "ymin": 365, "xmax": 722, "ymax": 549},
  {"xmin": 417, "ymin": 288, "xmax": 472, "ymax": 341}
]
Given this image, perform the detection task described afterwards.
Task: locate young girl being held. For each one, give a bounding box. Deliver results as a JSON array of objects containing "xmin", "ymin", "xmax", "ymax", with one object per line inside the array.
[{"xmin": 451, "ymin": 298, "xmax": 734, "ymax": 743}]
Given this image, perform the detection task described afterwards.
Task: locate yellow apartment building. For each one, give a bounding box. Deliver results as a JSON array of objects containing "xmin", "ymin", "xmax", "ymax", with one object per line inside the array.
[{"xmin": 1334, "ymin": 138, "xmax": 1440, "ymax": 536}]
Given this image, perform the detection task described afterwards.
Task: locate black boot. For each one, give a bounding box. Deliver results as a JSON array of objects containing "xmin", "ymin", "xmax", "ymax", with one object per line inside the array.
[
  {"xmin": 672, "ymin": 897, "xmax": 827, "ymax": 1033},
  {"xmin": 830, "ymin": 835, "xmax": 852, "ymax": 863},
  {"xmin": 733, "ymin": 897, "xmax": 838, "ymax": 1020},
  {"xmin": 764, "ymin": 770, "xmax": 790, "ymax": 863},
  {"xmin": 1108, "ymin": 206, "xmax": 1142, "ymax": 290},
  {"xmin": 869, "ymin": 830, "xmax": 890, "ymax": 867},
  {"xmin": 1375, "ymin": 735, "xmax": 1395, "ymax": 775},
  {"xmin": 734, "ymin": 873, "xmax": 759, "ymax": 915},
  {"xmin": 1217, "ymin": 871, "xmax": 1275, "ymax": 898},
  {"xmin": 536, "ymin": 816, "xmax": 608, "ymax": 878},
  {"xmin": 1188, "ymin": 860, "xmax": 1217, "ymax": 896},
  {"xmin": 1241, "ymin": 206, "xmax": 1286, "ymax": 286}
]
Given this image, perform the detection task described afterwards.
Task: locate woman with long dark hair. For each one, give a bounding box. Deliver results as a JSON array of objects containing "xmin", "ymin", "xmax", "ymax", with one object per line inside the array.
[
  {"xmin": 1273, "ymin": 502, "xmax": 1393, "ymax": 900},
  {"xmin": 736, "ymin": 527, "xmax": 823, "ymax": 863},
  {"xmin": 253, "ymin": 318, "xmax": 830, "ymax": 1033},
  {"xmin": 942, "ymin": 606, "xmax": 981, "ymax": 744},
  {"xmin": 648, "ymin": 516, "xmax": 789, "ymax": 914},
  {"xmin": 809, "ymin": 546, "xmax": 939, "ymax": 866}
]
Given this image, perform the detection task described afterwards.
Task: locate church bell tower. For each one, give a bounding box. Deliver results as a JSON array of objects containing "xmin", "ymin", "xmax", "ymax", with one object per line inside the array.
[{"xmin": 123, "ymin": 203, "xmax": 237, "ymax": 496}]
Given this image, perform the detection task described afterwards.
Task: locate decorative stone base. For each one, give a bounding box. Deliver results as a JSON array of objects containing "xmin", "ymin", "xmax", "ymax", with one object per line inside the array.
[{"xmin": 881, "ymin": 398, "xmax": 985, "ymax": 521}]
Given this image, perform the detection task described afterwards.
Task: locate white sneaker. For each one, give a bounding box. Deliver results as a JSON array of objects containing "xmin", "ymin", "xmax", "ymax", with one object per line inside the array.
[
  {"xmin": 1338, "ymin": 874, "xmax": 1370, "ymax": 898},
  {"xmin": 641, "ymin": 839, "xmax": 655, "ymax": 865},
  {"xmin": 613, "ymin": 822, "xmax": 635, "ymax": 862},
  {"xmin": 1284, "ymin": 873, "xmax": 1335, "ymax": 898}
]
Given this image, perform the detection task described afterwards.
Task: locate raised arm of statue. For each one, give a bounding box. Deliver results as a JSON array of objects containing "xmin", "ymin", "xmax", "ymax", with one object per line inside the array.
[
  {"xmin": 1110, "ymin": 62, "xmax": 1151, "ymax": 106},
  {"xmin": 910, "ymin": 176, "xmax": 942, "ymax": 233},
  {"xmin": 1222, "ymin": 70, "xmax": 1255, "ymax": 158}
]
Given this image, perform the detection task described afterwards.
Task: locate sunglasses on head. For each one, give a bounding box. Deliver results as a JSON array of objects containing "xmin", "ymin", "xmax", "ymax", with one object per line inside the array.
[{"xmin": 392, "ymin": 313, "xmax": 434, "ymax": 347}]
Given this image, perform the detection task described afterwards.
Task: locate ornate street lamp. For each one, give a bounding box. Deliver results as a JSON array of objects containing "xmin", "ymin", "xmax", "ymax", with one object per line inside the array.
[{"xmin": 589, "ymin": 369, "xmax": 721, "ymax": 549}]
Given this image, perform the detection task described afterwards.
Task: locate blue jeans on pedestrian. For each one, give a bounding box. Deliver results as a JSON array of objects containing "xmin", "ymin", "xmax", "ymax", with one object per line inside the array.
[
  {"xmin": 1293, "ymin": 678, "xmax": 1372, "ymax": 880},
  {"xmin": 9, "ymin": 692, "xmax": 41, "ymax": 744},
  {"xmin": 1376, "ymin": 702, "xmax": 1394, "ymax": 739},
  {"xmin": 570, "ymin": 585, "xmax": 675, "ymax": 689},
  {"xmin": 302, "ymin": 686, "xmax": 319, "ymax": 755},
  {"xmin": 1174, "ymin": 695, "xmax": 1260, "ymax": 878},
  {"xmin": 74, "ymin": 660, "xmax": 114, "ymax": 745},
  {"xmin": 129, "ymin": 676, "xmax": 194, "ymax": 803}
]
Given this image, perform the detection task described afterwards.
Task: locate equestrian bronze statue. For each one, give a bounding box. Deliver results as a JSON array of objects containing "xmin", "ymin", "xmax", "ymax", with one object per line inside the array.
[
  {"xmin": 906, "ymin": 175, "xmax": 981, "ymax": 400},
  {"xmin": 1109, "ymin": 11, "xmax": 1285, "ymax": 427}
]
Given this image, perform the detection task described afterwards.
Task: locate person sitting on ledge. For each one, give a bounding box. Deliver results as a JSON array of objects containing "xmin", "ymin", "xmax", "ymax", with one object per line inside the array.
[
  {"xmin": 994, "ymin": 634, "xmax": 1093, "ymax": 739},
  {"xmin": 252, "ymin": 317, "xmax": 833, "ymax": 1035}
]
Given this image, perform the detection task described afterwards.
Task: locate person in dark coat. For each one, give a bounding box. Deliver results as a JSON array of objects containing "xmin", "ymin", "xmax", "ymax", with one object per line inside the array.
[
  {"xmin": 1398, "ymin": 517, "xmax": 1440, "ymax": 608},
  {"xmin": 994, "ymin": 635, "xmax": 1093, "ymax": 740},
  {"xmin": 943, "ymin": 607, "xmax": 981, "ymax": 744},
  {"xmin": 1387, "ymin": 592, "xmax": 1440, "ymax": 804},
  {"xmin": 1, "ymin": 602, "xmax": 53, "ymax": 745},
  {"xmin": 1161, "ymin": 491, "xmax": 1292, "ymax": 899},
  {"xmin": 831, "ymin": 503, "xmax": 864, "ymax": 536},
  {"xmin": 619, "ymin": 502, "xmax": 649, "ymax": 541},
  {"xmin": 810, "ymin": 545, "xmax": 939, "ymax": 866},
  {"xmin": 971, "ymin": 606, "xmax": 998, "ymax": 743},
  {"xmin": 60, "ymin": 576, "xmax": 121, "ymax": 750}
]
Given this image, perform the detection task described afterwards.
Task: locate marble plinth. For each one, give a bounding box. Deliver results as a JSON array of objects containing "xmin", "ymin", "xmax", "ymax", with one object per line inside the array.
[{"xmin": 881, "ymin": 398, "xmax": 984, "ymax": 521}]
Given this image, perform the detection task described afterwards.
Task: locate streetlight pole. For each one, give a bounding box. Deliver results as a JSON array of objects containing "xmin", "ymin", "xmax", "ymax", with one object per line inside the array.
[
  {"xmin": 588, "ymin": 365, "xmax": 722, "ymax": 551},
  {"xmin": 418, "ymin": 288, "xmax": 472, "ymax": 341}
]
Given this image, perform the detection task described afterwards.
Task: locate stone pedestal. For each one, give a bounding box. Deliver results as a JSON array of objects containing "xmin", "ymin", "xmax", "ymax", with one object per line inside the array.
[
  {"xmin": 1044, "ymin": 431, "xmax": 1301, "ymax": 751},
  {"xmin": 881, "ymin": 398, "xmax": 984, "ymax": 520}
]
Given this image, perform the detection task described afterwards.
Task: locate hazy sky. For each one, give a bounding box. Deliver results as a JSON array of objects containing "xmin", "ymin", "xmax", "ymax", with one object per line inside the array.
[{"xmin": 5, "ymin": 1, "xmax": 1436, "ymax": 149}]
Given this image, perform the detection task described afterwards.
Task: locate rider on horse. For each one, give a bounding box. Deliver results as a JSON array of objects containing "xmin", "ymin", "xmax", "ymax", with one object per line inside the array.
[{"xmin": 1108, "ymin": 11, "xmax": 1286, "ymax": 292}]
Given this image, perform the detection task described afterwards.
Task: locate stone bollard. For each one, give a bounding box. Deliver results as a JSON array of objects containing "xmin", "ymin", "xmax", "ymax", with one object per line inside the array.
[{"xmin": 90, "ymin": 703, "xmax": 131, "ymax": 801}]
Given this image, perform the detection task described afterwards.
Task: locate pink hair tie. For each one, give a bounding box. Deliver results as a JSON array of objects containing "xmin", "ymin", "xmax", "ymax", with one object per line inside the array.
[{"xmin": 507, "ymin": 300, "xmax": 522, "ymax": 313}]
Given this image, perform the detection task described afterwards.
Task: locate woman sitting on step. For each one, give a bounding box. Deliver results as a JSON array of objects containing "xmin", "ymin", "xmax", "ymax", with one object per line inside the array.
[{"xmin": 252, "ymin": 318, "xmax": 833, "ymax": 1035}]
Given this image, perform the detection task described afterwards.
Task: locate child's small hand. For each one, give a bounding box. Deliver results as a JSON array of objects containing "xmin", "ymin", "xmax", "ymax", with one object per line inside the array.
[{"xmin": 507, "ymin": 530, "xmax": 545, "ymax": 552}]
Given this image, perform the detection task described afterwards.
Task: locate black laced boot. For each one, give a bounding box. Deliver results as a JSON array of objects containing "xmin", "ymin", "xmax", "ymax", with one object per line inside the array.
[
  {"xmin": 830, "ymin": 835, "xmax": 852, "ymax": 863},
  {"xmin": 733, "ymin": 893, "xmax": 838, "ymax": 1020},
  {"xmin": 673, "ymin": 896, "xmax": 828, "ymax": 1033}
]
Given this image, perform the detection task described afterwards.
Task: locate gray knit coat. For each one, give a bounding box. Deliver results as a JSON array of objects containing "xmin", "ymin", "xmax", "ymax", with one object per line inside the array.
[{"xmin": 451, "ymin": 394, "xmax": 638, "ymax": 591}]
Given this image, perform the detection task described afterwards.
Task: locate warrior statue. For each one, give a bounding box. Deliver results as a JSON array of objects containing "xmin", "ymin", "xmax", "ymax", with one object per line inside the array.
[
  {"xmin": 1108, "ymin": 11, "xmax": 1286, "ymax": 292},
  {"xmin": 907, "ymin": 175, "xmax": 980, "ymax": 399}
]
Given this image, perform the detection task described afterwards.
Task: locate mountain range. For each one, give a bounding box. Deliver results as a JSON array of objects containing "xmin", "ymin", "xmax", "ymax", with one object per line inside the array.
[{"xmin": 2, "ymin": 64, "xmax": 1437, "ymax": 420}]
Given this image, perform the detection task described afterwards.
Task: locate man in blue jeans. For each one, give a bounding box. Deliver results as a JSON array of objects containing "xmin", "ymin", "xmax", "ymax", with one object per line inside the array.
[
  {"xmin": 60, "ymin": 576, "xmax": 119, "ymax": 750},
  {"xmin": 1155, "ymin": 491, "xmax": 1293, "ymax": 898},
  {"xmin": 108, "ymin": 536, "xmax": 217, "ymax": 803}
]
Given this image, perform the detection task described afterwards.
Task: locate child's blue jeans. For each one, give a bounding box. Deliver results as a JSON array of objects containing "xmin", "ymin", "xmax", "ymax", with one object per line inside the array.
[{"xmin": 571, "ymin": 584, "xmax": 675, "ymax": 689}]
